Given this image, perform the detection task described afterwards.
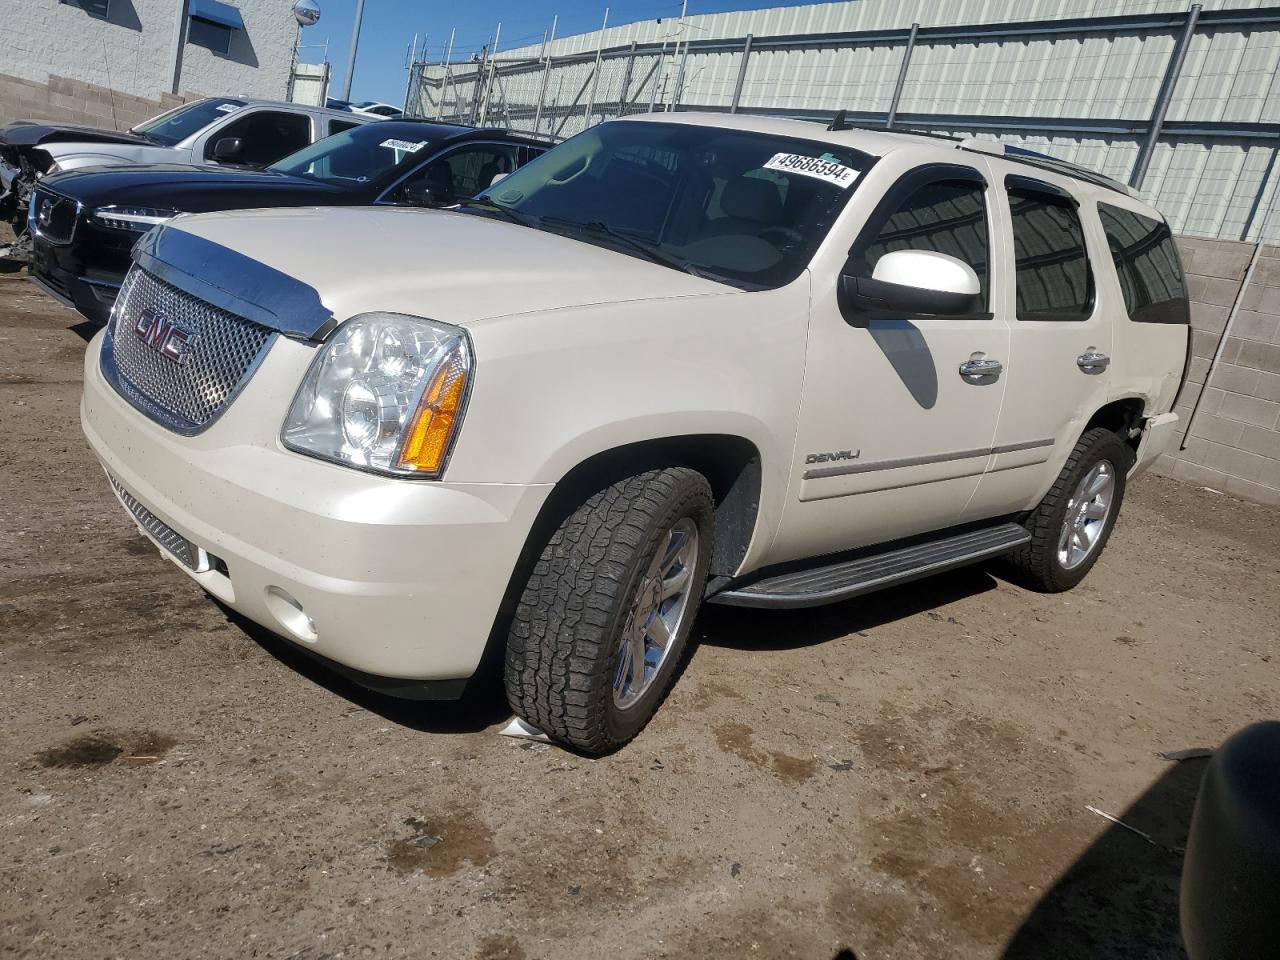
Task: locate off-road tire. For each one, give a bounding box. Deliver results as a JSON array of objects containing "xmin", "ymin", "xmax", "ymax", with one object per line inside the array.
[
  {"xmin": 504, "ymin": 467, "xmax": 713, "ymax": 754},
  {"xmin": 1002, "ymin": 427, "xmax": 1134, "ymax": 592}
]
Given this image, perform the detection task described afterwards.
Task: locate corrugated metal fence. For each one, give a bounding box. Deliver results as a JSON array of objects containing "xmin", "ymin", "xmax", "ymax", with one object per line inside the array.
[{"xmin": 407, "ymin": 1, "xmax": 1280, "ymax": 243}]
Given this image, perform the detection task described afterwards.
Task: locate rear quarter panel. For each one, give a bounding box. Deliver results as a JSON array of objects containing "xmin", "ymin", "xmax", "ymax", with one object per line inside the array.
[{"xmin": 1088, "ymin": 194, "xmax": 1190, "ymax": 418}]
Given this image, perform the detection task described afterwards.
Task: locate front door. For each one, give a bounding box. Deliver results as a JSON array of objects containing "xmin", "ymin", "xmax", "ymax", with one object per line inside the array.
[
  {"xmin": 770, "ymin": 160, "xmax": 1012, "ymax": 565},
  {"xmin": 972, "ymin": 171, "xmax": 1113, "ymax": 516}
]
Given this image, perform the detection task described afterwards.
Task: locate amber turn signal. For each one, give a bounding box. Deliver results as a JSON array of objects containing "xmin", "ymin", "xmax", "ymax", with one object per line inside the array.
[{"xmin": 396, "ymin": 346, "xmax": 469, "ymax": 474}]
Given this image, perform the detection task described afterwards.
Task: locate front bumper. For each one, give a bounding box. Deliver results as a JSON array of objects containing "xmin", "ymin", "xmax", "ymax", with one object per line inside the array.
[
  {"xmin": 81, "ymin": 329, "xmax": 552, "ymax": 687},
  {"xmin": 28, "ymin": 226, "xmax": 131, "ymax": 325},
  {"xmin": 29, "ymin": 237, "xmax": 121, "ymax": 325}
]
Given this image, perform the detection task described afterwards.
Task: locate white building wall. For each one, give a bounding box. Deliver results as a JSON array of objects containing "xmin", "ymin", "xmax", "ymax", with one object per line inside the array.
[{"xmin": 3, "ymin": 0, "xmax": 298, "ymax": 101}]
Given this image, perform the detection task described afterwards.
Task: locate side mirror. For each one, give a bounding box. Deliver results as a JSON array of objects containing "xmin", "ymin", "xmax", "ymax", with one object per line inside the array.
[
  {"xmin": 840, "ymin": 249, "xmax": 981, "ymax": 326},
  {"xmin": 212, "ymin": 137, "xmax": 243, "ymax": 162}
]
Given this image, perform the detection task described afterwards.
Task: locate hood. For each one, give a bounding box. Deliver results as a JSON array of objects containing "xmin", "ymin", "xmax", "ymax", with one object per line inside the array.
[
  {"xmin": 161, "ymin": 206, "xmax": 736, "ymax": 326},
  {"xmin": 42, "ymin": 164, "xmax": 344, "ymax": 211},
  {"xmin": 0, "ymin": 120, "xmax": 152, "ymax": 148}
]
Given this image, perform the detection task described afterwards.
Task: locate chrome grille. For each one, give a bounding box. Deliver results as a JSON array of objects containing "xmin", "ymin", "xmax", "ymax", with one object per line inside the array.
[
  {"xmin": 30, "ymin": 187, "xmax": 78, "ymax": 244},
  {"xmin": 105, "ymin": 267, "xmax": 274, "ymax": 433},
  {"xmin": 107, "ymin": 473, "xmax": 203, "ymax": 571}
]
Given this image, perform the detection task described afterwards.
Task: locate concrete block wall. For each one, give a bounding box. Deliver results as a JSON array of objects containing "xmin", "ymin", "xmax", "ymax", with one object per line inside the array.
[
  {"xmin": 0, "ymin": 73, "xmax": 192, "ymax": 131},
  {"xmin": 1154, "ymin": 237, "xmax": 1280, "ymax": 507}
]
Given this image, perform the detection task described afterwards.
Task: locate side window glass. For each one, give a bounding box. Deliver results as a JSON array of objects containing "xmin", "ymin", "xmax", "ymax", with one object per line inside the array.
[
  {"xmin": 1009, "ymin": 188, "xmax": 1093, "ymax": 321},
  {"xmin": 1098, "ymin": 203, "xmax": 1190, "ymax": 325},
  {"xmin": 206, "ymin": 111, "xmax": 311, "ymax": 166},
  {"xmin": 859, "ymin": 178, "xmax": 990, "ymax": 311},
  {"xmin": 395, "ymin": 144, "xmax": 520, "ymax": 205},
  {"xmin": 329, "ymin": 119, "xmax": 361, "ymax": 136}
]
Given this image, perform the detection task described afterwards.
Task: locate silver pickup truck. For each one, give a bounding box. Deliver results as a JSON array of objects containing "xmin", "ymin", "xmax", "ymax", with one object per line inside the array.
[{"xmin": 0, "ymin": 97, "xmax": 368, "ymax": 242}]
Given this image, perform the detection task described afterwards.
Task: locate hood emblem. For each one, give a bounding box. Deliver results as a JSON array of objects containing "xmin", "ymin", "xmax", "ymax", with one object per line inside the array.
[{"xmin": 134, "ymin": 307, "xmax": 194, "ymax": 364}]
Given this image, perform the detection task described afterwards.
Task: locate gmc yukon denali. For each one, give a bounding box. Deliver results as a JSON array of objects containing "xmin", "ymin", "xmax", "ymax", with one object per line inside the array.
[{"xmin": 81, "ymin": 114, "xmax": 1189, "ymax": 753}]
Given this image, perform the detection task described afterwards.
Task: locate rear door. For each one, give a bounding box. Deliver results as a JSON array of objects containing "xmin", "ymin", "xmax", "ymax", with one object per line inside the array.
[
  {"xmin": 769, "ymin": 158, "xmax": 1012, "ymax": 564},
  {"xmin": 972, "ymin": 171, "xmax": 1113, "ymax": 515}
]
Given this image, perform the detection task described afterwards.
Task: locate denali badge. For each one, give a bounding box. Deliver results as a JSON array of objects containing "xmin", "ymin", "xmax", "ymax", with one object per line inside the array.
[
  {"xmin": 134, "ymin": 307, "xmax": 193, "ymax": 363},
  {"xmin": 805, "ymin": 449, "xmax": 860, "ymax": 464}
]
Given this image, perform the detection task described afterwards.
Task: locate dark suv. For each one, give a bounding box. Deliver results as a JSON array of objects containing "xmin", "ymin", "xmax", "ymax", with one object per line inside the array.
[{"xmin": 28, "ymin": 121, "xmax": 548, "ymax": 324}]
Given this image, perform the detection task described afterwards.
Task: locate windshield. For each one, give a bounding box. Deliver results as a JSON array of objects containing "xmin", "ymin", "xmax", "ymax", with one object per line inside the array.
[
  {"xmin": 472, "ymin": 121, "xmax": 872, "ymax": 290},
  {"xmin": 132, "ymin": 98, "xmax": 247, "ymax": 146},
  {"xmin": 268, "ymin": 123, "xmax": 443, "ymax": 185}
]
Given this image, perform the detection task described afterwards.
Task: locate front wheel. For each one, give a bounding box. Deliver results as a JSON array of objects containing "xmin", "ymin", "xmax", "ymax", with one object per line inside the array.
[
  {"xmin": 1002, "ymin": 427, "xmax": 1133, "ymax": 592},
  {"xmin": 504, "ymin": 467, "xmax": 713, "ymax": 754}
]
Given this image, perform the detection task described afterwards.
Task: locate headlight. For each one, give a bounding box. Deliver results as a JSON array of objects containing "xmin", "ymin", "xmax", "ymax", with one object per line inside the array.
[
  {"xmin": 281, "ymin": 313, "xmax": 472, "ymax": 478},
  {"xmin": 92, "ymin": 205, "xmax": 179, "ymax": 232}
]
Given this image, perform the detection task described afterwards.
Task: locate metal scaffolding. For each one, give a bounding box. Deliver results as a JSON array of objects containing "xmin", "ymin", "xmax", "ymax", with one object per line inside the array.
[{"xmin": 406, "ymin": 4, "xmax": 1280, "ymax": 243}]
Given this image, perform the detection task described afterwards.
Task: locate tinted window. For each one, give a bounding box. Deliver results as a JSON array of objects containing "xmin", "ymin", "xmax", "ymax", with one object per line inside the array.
[
  {"xmin": 475, "ymin": 121, "xmax": 872, "ymax": 290},
  {"xmin": 394, "ymin": 143, "xmax": 521, "ymax": 204},
  {"xmin": 60, "ymin": 0, "xmax": 110, "ymax": 18},
  {"xmin": 858, "ymin": 178, "xmax": 990, "ymax": 310},
  {"xmin": 1099, "ymin": 203, "xmax": 1189, "ymax": 325},
  {"xmin": 188, "ymin": 18, "xmax": 232, "ymax": 55},
  {"xmin": 132, "ymin": 98, "xmax": 246, "ymax": 146},
  {"xmin": 208, "ymin": 111, "xmax": 311, "ymax": 166},
  {"xmin": 1009, "ymin": 189, "xmax": 1092, "ymax": 321},
  {"xmin": 328, "ymin": 119, "xmax": 361, "ymax": 136},
  {"xmin": 270, "ymin": 124, "xmax": 447, "ymax": 185}
]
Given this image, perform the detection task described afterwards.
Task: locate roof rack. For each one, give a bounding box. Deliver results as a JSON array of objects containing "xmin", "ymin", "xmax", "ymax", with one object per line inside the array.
[{"xmin": 956, "ymin": 137, "xmax": 1135, "ymax": 196}]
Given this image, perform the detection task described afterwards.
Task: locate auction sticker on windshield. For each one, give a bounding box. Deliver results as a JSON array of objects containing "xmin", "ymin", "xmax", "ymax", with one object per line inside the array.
[
  {"xmin": 763, "ymin": 153, "xmax": 859, "ymax": 188},
  {"xmin": 380, "ymin": 139, "xmax": 429, "ymax": 153}
]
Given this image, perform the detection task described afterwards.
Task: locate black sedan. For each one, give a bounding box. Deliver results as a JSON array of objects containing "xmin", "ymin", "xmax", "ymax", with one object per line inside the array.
[{"xmin": 27, "ymin": 121, "xmax": 548, "ymax": 324}]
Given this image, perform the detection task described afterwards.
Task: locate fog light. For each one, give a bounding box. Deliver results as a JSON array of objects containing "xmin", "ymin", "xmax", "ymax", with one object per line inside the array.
[{"xmin": 265, "ymin": 586, "xmax": 317, "ymax": 643}]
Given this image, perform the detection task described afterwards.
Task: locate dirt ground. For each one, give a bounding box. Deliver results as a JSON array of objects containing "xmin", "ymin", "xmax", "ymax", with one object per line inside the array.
[{"xmin": 1, "ymin": 267, "xmax": 1277, "ymax": 960}]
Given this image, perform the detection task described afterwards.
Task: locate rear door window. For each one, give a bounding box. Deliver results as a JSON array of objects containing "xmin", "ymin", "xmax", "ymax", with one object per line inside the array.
[
  {"xmin": 1008, "ymin": 184, "xmax": 1093, "ymax": 321},
  {"xmin": 1098, "ymin": 203, "xmax": 1190, "ymax": 325}
]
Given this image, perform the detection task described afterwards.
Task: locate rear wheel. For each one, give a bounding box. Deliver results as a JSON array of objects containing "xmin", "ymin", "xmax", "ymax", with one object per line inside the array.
[
  {"xmin": 1002, "ymin": 427, "xmax": 1133, "ymax": 592},
  {"xmin": 504, "ymin": 467, "xmax": 713, "ymax": 754}
]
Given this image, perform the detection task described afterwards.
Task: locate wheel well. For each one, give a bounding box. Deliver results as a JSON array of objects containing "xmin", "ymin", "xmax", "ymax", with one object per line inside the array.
[
  {"xmin": 1085, "ymin": 399, "xmax": 1145, "ymax": 451},
  {"xmin": 468, "ymin": 435, "xmax": 763, "ymax": 693},
  {"xmin": 545, "ymin": 436, "xmax": 763, "ymax": 578}
]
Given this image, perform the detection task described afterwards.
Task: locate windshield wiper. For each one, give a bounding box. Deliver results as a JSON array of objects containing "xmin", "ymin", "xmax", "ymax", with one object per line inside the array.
[
  {"xmin": 539, "ymin": 217, "xmax": 712, "ymax": 280},
  {"xmin": 457, "ymin": 198, "xmax": 539, "ymax": 228}
]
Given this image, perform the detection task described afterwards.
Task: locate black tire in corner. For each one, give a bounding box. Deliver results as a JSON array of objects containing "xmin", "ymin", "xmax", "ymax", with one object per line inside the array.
[
  {"xmin": 504, "ymin": 467, "xmax": 713, "ymax": 754},
  {"xmin": 1002, "ymin": 427, "xmax": 1135, "ymax": 593}
]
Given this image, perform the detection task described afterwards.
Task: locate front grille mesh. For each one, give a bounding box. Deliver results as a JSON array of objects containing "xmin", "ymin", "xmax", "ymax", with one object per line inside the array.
[
  {"xmin": 108, "ymin": 473, "xmax": 200, "ymax": 570},
  {"xmin": 109, "ymin": 268, "xmax": 274, "ymax": 431}
]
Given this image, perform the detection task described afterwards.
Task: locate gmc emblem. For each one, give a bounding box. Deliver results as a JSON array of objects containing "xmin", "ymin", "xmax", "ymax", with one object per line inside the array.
[{"xmin": 134, "ymin": 307, "xmax": 193, "ymax": 363}]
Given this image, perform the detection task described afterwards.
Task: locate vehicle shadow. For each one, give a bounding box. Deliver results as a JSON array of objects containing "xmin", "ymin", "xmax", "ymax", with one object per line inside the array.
[
  {"xmin": 217, "ymin": 604, "xmax": 513, "ymax": 735},
  {"xmin": 697, "ymin": 565, "xmax": 999, "ymax": 651},
  {"xmin": 1001, "ymin": 757, "xmax": 1209, "ymax": 959},
  {"xmin": 69, "ymin": 319, "xmax": 102, "ymax": 343}
]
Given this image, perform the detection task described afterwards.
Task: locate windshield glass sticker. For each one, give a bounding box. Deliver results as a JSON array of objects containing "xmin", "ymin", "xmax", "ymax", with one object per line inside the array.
[
  {"xmin": 215, "ymin": 103, "xmax": 240, "ymax": 113},
  {"xmin": 380, "ymin": 139, "xmax": 429, "ymax": 153},
  {"xmin": 763, "ymin": 153, "xmax": 859, "ymax": 188}
]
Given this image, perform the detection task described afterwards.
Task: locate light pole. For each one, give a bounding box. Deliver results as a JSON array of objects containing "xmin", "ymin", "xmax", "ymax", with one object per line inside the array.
[{"xmin": 340, "ymin": 0, "xmax": 366, "ymax": 101}]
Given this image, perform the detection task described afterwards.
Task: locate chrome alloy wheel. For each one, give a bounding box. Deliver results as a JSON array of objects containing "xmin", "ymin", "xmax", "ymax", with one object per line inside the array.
[
  {"xmin": 1058, "ymin": 460, "xmax": 1116, "ymax": 570},
  {"xmin": 612, "ymin": 518, "xmax": 700, "ymax": 709}
]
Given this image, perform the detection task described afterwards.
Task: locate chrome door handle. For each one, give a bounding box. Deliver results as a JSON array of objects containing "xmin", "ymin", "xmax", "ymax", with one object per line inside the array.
[
  {"xmin": 959, "ymin": 357, "xmax": 1003, "ymax": 381},
  {"xmin": 1077, "ymin": 351, "xmax": 1110, "ymax": 373}
]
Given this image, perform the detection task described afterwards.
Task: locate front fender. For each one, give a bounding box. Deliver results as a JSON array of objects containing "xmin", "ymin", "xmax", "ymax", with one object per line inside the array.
[{"xmin": 449, "ymin": 277, "xmax": 813, "ymax": 572}]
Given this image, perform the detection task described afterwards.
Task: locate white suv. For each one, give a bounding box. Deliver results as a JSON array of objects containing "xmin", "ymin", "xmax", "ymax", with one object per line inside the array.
[{"xmin": 81, "ymin": 114, "xmax": 1189, "ymax": 753}]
